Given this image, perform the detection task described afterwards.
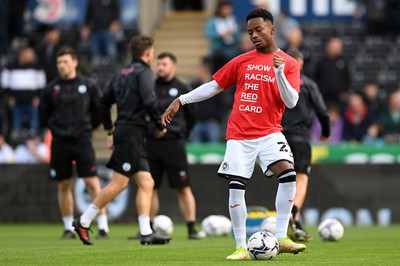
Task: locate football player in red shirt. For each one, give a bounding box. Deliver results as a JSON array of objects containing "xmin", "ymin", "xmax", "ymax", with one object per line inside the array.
[{"xmin": 162, "ymin": 8, "xmax": 306, "ymax": 259}]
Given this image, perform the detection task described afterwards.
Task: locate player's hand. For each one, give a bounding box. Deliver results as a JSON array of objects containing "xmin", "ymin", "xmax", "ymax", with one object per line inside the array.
[
  {"xmin": 161, "ymin": 98, "xmax": 182, "ymax": 126},
  {"xmin": 106, "ymin": 135, "xmax": 114, "ymax": 150},
  {"xmin": 273, "ymin": 53, "xmax": 285, "ymax": 68},
  {"xmin": 155, "ymin": 128, "xmax": 167, "ymax": 138}
]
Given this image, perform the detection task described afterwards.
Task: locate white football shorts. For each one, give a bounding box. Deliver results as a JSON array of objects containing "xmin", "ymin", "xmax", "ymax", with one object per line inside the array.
[{"xmin": 217, "ymin": 132, "xmax": 294, "ymax": 179}]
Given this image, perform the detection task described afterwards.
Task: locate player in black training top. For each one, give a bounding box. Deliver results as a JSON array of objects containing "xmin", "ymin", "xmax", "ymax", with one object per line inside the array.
[{"xmin": 282, "ymin": 49, "xmax": 330, "ymax": 242}]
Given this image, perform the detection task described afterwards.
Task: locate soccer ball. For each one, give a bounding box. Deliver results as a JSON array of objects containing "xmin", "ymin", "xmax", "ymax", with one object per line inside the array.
[
  {"xmin": 201, "ymin": 215, "xmax": 232, "ymax": 236},
  {"xmin": 318, "ymin": 218, "xmax": 344, "ymax": 241},
  {"xmin": 247, "ymin": 231, "xmax": 279, "ymax": 260},
  {"xmin": 260, "ymin": 216, "xmax": 277, "ymax": 234},
  {"xmin": 153, "ymin": 215, "xmax": 174, "ymax": 235}
]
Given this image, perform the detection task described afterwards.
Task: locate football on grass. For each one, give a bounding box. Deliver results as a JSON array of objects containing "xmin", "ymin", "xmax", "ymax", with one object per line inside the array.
[
  {"xmin": 201, "ymin": 215, "xmax": 232, "ymax": 236},
  {"xmin": 153, "ymin": 215, "xmax": 174, "ymax": 235},
  {"xmin": 318, "ymin": 218, "xmax": 344, "ymax": 241},
  {"xmin": 247, "ymin": 231, "xmax": 279, "ymax": 260}
]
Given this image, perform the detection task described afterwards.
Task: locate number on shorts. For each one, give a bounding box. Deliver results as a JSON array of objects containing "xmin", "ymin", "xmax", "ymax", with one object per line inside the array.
[{"xmin": 277, "ymin": 141, "xmax": 289, "ymax": 152}]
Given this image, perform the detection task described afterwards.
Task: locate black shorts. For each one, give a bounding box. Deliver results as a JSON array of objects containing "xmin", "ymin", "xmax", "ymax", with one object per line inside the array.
[
  {"xmin": 106, "ymin": 125, "xmax": 150, "ymax": 177},
  {"xmin": 50, "ymin": 137, "xmax": 97, "ymax": 180},
  {"xmin": 146, "ymin": 139, "xmax": 191, "ymax": 189},
  {"xmin": 287, "ymin": 140, "xmax": 311, "ymax": 175}
]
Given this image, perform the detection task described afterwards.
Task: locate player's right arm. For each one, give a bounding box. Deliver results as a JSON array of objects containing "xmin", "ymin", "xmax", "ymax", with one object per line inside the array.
[
  {"xmin": 38, "ymin": 85, "xmax": 52, "ymax": 129},
  {"xmin": 161, "ymin": 80, "xmax": 223, "ymax": 125}
]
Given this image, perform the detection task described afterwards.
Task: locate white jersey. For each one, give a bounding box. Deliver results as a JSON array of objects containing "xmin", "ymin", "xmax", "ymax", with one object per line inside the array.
[
  {"xmin": 0, "ymin": 144, "xmax": 15, "ymax": 163},
  {"xmin": 14, "ymin": 143, "xmax": 48, "ymax": 164},
  {"xmin": 217, "ymin": 132, "xmax": 294, "ymax": 179}
]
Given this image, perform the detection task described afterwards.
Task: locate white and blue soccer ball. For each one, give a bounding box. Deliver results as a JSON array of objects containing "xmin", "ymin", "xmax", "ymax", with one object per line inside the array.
[
  {"xmin": 153, "ymin": 215, "xmax": 174, "ymax": 236},
  {"xmin": 247, "ymin": 231, "xmax": 279, "ymax": 260},
  {"xmin": 318, "ymin": 218, "xmax": 344, "ymax": 241},
  {"xmin": 201, "ymin": 215, "xmax": 232, "ymax": 236}
]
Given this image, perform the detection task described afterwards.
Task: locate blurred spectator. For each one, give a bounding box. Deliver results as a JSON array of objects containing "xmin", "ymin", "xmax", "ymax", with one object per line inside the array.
[
  {"xmin": 81, "ymin": 0, "xmax": 120, "ymax": 63},
  {"xmin": 362, "ymin": 122, "xmax": 385, "ymax": 145},
  {"xmin": 314, "ymin": 36, "xmax": 351, "ymax": 107},
  {"xmin": 14, "ymin": 130, "xmax": 49, "ymax": 163},
  {"xmin": 283, "ymin": 27, "xmax": 315, "ymax": 77},
  {"xmin": 189, "ymin": 57, "xmax": 225, "ymax": 143},
  {"xmin": 354, "ymin": 0, "xmax": 385, "ymax": 34},
  {"xmin": 1, "ymin": 46, "xmax": 46, "ymax": 142},
  {"xmin": 237, "ymin": 32, "xmax": 254, "ymax": 54},
  {"xmin": 342, "ymin": 91, "xmax": 374, "ymax": 142},
  {"xmin": 0, "ymin": 134, "xmax": 14, "ymax": 163},
  {"xmin": 274, "ymin": 10, "xmax": 300, "ymax": 49},
  {"xmin": 378, "ymin": 91, "xmax": 400, "ymax": 143},
  {"xmin": 362, "ymin": 82, "xmax": 386, "ymax": 116},
  {"xmin": 0, "ymin": 0, "xmax": 8, "ymax": 60},
  {"xmin": 36, "ymin": 25, "xmax": 65, "ymax": 84},
  {"xmin": 310, "ymin": 106, "xmax": 344, "ymax": 145},
  {"xmin": 354, "ymin": 0, "xmax": 400, "ymax": 35},
  {"xmin": 251, "ymin": 0, "xmax": 269, "ymax": 9},
  {"xmin": 205, "ymin": 1, "xmax": 241, "ymax": 73}
]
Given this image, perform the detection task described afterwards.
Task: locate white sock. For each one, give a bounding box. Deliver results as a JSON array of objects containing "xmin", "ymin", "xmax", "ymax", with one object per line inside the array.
[
  {"xmin": 138, "ymin": 215, "xmax": 153, "ymax": 236},
  {"xmin": 275, "ymin": 182, "xmax": 296, "ymax": 240},
  {"xmin": 229, "ymin": 188, "xmax": 247, "ymax": 248},
  {"xmin": 62, "ymin": 216, "xmax": 74, "ymax": 231},
  {"xmin": 97, "ymin": 214, "xmax": 109, "ymax": 233},
  {"xmin": 80, "ymin": 204, "xmax": 100, "ymax": 228}
]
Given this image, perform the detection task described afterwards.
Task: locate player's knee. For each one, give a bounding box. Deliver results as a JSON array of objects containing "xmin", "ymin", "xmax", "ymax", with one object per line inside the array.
[
  {"xmin": 137, "ymin": 175, "xmax": 154, "ymax": 191},
  {"xmin": 58, "ymin": 179, "xmax": 72, "ymax": 191},
  {"xmin": 84, "ymin": 177, "xmax": 100, "ymax": 190},
  {"xmin": 277, "ymin": 169, "xmax": 296, "ymax": 183}
]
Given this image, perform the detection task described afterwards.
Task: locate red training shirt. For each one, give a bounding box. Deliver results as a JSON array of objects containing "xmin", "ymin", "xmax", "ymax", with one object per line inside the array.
[{"xmin": 213, "ymin": 49, "xmax": 300, "ymax": 140}]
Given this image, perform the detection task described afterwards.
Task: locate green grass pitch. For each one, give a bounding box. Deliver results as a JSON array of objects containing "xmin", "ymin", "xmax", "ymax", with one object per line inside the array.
[{"xmin": 1, "ymin": 223, "xmax": 400, "ymax": 265}]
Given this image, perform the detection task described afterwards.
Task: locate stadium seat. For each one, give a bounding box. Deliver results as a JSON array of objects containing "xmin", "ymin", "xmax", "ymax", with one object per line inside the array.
[{"xmin": 341, "ymin": 21, "xmax": 366, "ymax": 39}]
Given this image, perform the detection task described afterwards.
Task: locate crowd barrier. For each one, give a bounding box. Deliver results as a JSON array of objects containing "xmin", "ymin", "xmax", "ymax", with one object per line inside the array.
[{"xmin": 1, "ymin": 163, "xmax": 399, "ymax": 225}]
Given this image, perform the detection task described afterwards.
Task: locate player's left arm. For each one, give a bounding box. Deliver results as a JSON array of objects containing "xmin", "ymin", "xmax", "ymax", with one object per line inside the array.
[
  {"xmin": 308, "ymin": 79, "xmax": 330, "ymax": 139},
  {"xmin": 99, "ymin": 76, "xmax": 116, "ymax": 133},
  {"xmin": 88, "ymin": 79, "xmax": 102, "ymax": 129},
  {"xmin": 162, "ymin": 80, "xmax": 224, "ymax": 126},
  {"xmin": 273, "ymin": 54, "xmax": 299, "ymax": 108}
]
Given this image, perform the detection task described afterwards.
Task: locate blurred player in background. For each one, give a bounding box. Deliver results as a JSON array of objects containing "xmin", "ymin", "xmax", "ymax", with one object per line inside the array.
[
  {"xmin": 282, "ymin": 49, "xmax": 330, "ymax": 241},
  {"xmin": 148, "ymin": 52, "xmax": 199, "ymax": 239},
  {"xmin": 128, "ymin": 52, "xmax": 199, "ymax": 240},
  {"xmin": 39, "ymin": 46, "xmax": 108, "ymax": 240},
  {"xmin": 73, "ymin": 35, "xmax": 170, "ymax": 246},
  {"xmin": 161, "ymin": 9, "xmax": 306, "ymax": 260}
]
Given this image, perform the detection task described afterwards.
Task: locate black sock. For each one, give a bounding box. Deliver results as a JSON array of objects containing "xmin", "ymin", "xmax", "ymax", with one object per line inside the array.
[
  {"xmin": 187, "ymin": 221, "xmax": 196, "ymax": 233},
  {"xmin": 291, "ymin": 205, "xmax": 298, "ymax": 220},
  {"xmin": 150, "ymin": 221, "xmax": 154, "ymax": 230},
  {"xmin": 295, "ymin": 221, "xmax": 303, "ymax": 230}
]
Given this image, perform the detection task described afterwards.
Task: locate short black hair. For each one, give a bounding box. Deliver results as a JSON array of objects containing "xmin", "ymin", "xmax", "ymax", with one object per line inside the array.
[
  {"xmin": 246, "ymin": 8, "xmax": 274, "ymax": 24},
  {"xmin": 130, "ymin": 34, "xmax": 154, "ymax": 59},
  {"xmin": 57, "ymin": 45, "xmax": 77, "ymax": 59},
  {"xmin": 157, "ymin": 52, "xmax": 177, "ymax": 64}
]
